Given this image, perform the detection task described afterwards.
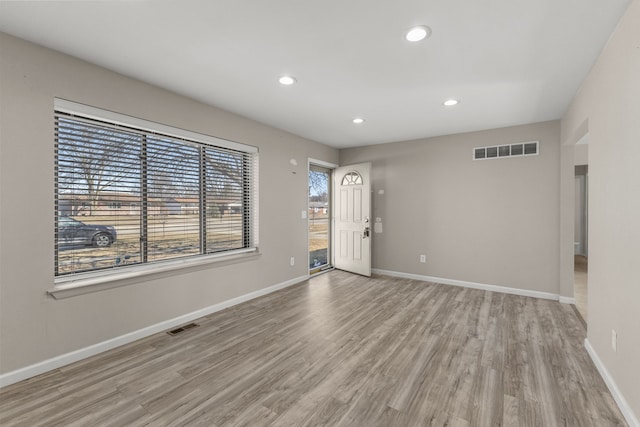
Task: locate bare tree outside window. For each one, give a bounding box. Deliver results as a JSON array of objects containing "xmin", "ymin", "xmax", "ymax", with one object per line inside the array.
[{"xmin": 56, "ymin": 118, "xmax": 141, "ymax": 215}]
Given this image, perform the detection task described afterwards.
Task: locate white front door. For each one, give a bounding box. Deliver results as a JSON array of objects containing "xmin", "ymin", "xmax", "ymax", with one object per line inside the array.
[{"xmin": 333, "ymin": 163, "xmax": 371, "ymax": 276}]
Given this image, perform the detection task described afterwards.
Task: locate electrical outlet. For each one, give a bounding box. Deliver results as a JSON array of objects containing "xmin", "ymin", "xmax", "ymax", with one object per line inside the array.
[
  {"xmin": 611, "ymin": 330, "xmax": 617, "ymax": 352},
  {"xmin": 290, "ymin": 257, "xmax": 295, "ymax": 266},
  {"xmin": 419, "ymin": 254, "xmax": 426, "ymax": 263}
]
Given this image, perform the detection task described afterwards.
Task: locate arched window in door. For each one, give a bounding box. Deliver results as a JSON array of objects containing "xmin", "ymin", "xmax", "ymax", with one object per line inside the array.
[{"xmin": 341, "ymin": 171, "xmax": 363, "ymax": 186}]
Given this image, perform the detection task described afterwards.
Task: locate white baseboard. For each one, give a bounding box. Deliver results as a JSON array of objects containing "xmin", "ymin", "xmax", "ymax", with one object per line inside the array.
[
  {"xmin": 0, "ymin": 274, "xmax": 309, "ymax": 388},
  {"xmin": 584, "ymin": 339, "xmax": 639, "ymax": 427},
  {"xmin": 372, "ymin": 269, "xmax": 559, "ymax": 301},
  {"xmin": 558, "ymin": 296, "xmax": 576, "ymax": 305}
]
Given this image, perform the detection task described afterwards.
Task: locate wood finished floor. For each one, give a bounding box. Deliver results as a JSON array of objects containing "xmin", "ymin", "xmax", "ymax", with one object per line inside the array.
[{"xmin": 0, "ymin": 271, "xmax": 627, "ymax": 427}]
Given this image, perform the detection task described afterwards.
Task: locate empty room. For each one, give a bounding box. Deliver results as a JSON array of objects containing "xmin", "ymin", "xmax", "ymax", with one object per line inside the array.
[{"xmin": 0, "ymin": 1, "xmax": 638, "ymax": 426}]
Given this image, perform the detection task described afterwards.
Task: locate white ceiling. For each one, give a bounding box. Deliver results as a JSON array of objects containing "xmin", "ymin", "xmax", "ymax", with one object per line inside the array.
[{"xmin": 0, "ymin": 0, "xmax": 631, "ymax": 148}]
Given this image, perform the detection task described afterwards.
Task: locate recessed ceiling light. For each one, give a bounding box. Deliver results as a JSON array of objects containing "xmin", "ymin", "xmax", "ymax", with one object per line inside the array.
[
  {"xmin": 278, "ymin": 76, "xmax": 296, "ymax": 85},
  {"xmin": 443, "ymin": 99, "xmax": 459, "ymax": 107},
  {"xmin": 352, "ymin": 118, "xmax": 365, "ymax": 124},
  {"xmin": 405, "ymin": 26, "xmax": 431, "ymax": 42}
]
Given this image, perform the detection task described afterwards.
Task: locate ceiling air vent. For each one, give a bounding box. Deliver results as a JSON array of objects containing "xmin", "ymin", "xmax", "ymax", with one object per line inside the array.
[{"xmin": 474, "ymin": 141, "xmax": 539, "ymax": 160}]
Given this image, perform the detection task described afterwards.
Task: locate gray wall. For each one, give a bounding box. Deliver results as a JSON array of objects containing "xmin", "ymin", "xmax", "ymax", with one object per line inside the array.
[
  {"xmin": 340, "ymin": 121, "xmax": 561, "ymax": 294},
  {"xmin": 561, "ymin": 0, "xmax": 640, "ymax": 417},
  {"xmin": 0, "ymin": 33, "xmax": 338, "ymax": 374}
]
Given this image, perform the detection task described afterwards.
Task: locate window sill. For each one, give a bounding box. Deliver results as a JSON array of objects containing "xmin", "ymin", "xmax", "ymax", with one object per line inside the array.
[{"xmin": 48, "ymin": 249, "xmax": 261, "ymax": 299}]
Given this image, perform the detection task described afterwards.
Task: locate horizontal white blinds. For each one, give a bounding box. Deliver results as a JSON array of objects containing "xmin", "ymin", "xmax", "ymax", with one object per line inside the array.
[{"xmin": 54, "ymin": 108, "xmax": 257, "ymax": 277}]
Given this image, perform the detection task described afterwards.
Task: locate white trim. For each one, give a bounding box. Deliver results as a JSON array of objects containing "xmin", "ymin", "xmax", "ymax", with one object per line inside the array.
[
  {"xmin": 308, "ymin": 158, "xmax": 338, "ymax": 169},
  {"xmin": 307, "ymin": 158, "xmax": 336, "ymax": 274},
  {"xmin": 372, "ymin": 269, "xmax": 558, "ymax": 301},
  {"xmin": 559, "ymin": 296, "xmax": 576, "ymax": 304},
  {"xmin": 51, "ymin": 250, "xmax": 260, "ymax": 299},
  {"xmin": 1, "ymin": 274, "xmax": 309, "ymax": 388},
  {"xmin": 584, "ymin": 339, "xmax": 639, "ymax": 427},
  {"xmin": 54, "ymin": 98, "xmax": 257, "ymax": 153}
]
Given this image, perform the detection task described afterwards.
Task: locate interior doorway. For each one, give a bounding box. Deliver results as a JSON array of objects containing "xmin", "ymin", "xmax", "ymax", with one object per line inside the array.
[
  {"xmin": 574, "ymin": 164, "xmax": 588, "ymax": 322},
  {"xmin": 309, "ymin": 164, "xmax": 332, "ymax": 274}
]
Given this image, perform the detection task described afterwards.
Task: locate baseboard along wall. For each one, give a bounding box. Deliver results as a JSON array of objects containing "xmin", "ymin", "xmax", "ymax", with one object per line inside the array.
[
  {"xmin": 0, "ymin": 274, "xmax": 310, "ymax": 388},
  {"xmin": 585, "ymin": 339, "xmax": 639, "ymax": 427},
  {"xmin": 372, "ymin": 269, "xmax": 561, "ymax": 301}
]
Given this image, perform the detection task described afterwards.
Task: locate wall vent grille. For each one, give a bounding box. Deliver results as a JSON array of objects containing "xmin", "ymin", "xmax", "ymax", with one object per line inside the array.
[
  {"xmin": 473, "ymin": 141, "xmax": 539, "ymax": 160},
  {"xmin": 167, "ymin": 322, "xmax": 199, "ymax": 336}
]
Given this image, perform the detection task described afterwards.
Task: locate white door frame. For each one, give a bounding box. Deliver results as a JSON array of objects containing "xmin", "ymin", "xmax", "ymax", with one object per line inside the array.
[{"xmin": 308, "ymin": 159, "xmax": 338, "ymax": 274}]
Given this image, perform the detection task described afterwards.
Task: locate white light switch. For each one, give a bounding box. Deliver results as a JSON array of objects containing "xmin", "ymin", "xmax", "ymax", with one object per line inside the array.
[{"xmin": 301, "ymin": 210, "xmax": 307, "ymax": 219}]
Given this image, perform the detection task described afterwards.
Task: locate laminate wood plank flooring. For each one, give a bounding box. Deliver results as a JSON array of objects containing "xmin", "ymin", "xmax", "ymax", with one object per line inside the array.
[{"xmin": 0, "ymin": 271, "xmax": 627, "ymax": 426}]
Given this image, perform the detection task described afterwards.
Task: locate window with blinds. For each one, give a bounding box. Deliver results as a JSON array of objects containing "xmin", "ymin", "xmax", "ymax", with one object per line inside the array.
[{"xmin": 54, "ymin": 100, "xmax": 258, "ymax": 278}]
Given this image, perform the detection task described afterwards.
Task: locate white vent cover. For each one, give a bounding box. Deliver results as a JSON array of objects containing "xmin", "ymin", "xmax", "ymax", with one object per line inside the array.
[{"xmin": 473, "ymin": 141, "xmax": 539, "ymax": 160}]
